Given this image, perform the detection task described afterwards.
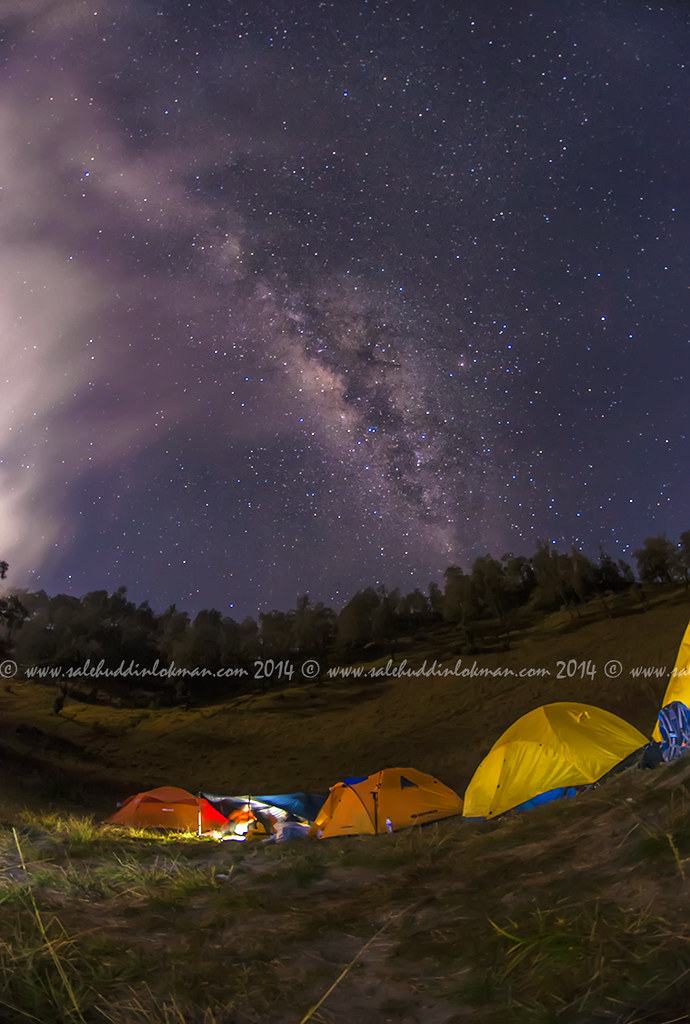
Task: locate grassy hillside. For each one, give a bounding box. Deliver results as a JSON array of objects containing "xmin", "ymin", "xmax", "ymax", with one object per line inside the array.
[
  {"xmin": 1, "ymin": 589, "xmax": 688, "ymax": 811},
  {"xmin": 0, "ymin": 589, "xmax": 689, "ymax": 1022}
]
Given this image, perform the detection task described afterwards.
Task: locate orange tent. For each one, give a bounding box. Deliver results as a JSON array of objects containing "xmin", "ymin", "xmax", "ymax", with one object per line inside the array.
[
  {"xmin": 104, "ymin": 786, "xmax": 228, "ymax": 832},
  {"xmin": 314, "ymin": 767, "xmax": 462, "ymax": 838}
]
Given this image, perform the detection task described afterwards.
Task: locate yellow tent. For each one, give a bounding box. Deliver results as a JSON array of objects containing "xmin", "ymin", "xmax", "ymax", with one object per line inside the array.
[
  {"xmin": 314, "ymin": 767, "xmax": 462, "ymax": 838},
  {"xmin": 652, "ymin": 620, "xmax": 690, "ymax": 741},
  {"xmin": 463, "ymin": 702, "xmax": 648, "ymax": 820}
]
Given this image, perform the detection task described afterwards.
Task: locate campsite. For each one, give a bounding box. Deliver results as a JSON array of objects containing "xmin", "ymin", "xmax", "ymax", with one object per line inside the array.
[{"xmin": 1, "ymin": 589, "xmax": 690, "ymax": 1022}]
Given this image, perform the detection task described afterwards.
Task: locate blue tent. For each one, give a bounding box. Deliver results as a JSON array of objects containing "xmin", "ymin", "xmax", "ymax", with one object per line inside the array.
[{"xmin": 201, "ymin": 792, "xmax": 326, "ymax": 823}]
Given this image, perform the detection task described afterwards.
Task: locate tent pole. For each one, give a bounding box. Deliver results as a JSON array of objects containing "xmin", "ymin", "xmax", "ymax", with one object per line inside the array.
[{"xmin": 197, "ymin": 793, "xmax": 202, "ymax": 837}]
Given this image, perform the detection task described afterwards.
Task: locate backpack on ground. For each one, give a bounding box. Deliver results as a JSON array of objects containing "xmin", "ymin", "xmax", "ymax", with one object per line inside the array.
[{"xmin": 656, "ymin": 701, "xmax": 690, "ymax": 763}]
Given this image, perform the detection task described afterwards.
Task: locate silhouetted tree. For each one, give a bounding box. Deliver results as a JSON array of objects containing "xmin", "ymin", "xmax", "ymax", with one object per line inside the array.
[
  {"xmin": 0, "ymin": 562, "xmax": 28, "ymax": 659},
  {"xmin": 157, "ymin": 604, "xmax": 191, "ymax": 665},
  {"xmin": 428, "ymin": 581, "xmax": 444, "ymax": 619},
  {"xmin": 595, "ymin": 550, "xmax": 630, "ymax": 592},
  {"xmin": 370, "ymin": 587, "xmax": 400, "ymax": 643},
  {"xmin": 397, "ymin": 588, "xmax": 434, "ymax": 631},
  {"xmin": 336, "ymin": 587, "xmax": 381, "ymax": 652},
  {"xmin": 259, "ymin": 609, "xmax": 295, "ymax": 656},
  {"xmin": 119, "ymin": 598, "xmax": 159, "ymax": 667},
  {"xmin": 531, "ymin": 542, "xmax": 574, "ymax": 611},
  {"xmin": 218, "ymin": 615, "xmax": 244, "ymax": 666},
  {"xmin": 569, "ymin": 547, "xmax": 597, "ymax": 605},
  {"xmin": 177, "ymin": 609, "xmax": 224, "ymax": 670},
  {"xmin": 500, "ymin": 553, "xmax": 536, "ymax": 606},
  {"xmin": 618, "ymin": 559, "xmax": 636, "ymax": 585},
  {"xmin": 679, "ymin": 531, "xmax": 690, "ymax": 587},
  {"xmin": 7, "ymin": 590, "xmax": 55, "ymax": 666},
  {"xmin": 634, "ymin": 535, "xmax": 681, "ymax": 584},
  {"xmin": 442, "ymin": 566, "xmax": 472, "ymax": 625},
  {"xmin": 293, "ymin": 595, "xmax": 336, "ymax": 653},
  {"xmin": 470, "ymin": 555, "xmax": 512, "ymax": 624},
  {"xmin": 238, "ymin": 616, "xmax": 260, "ymax": 661}
]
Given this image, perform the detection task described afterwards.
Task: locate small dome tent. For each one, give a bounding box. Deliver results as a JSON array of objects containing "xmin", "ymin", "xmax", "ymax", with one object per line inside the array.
[
  {"xmin": 652, "ymin": 620, "xmax": 690, "ymax": 742},
  {"xmin": 463, "ymin": 702, "xmax": 648, "ymax": 820},
  {"xmin": 104, "ymin": 786, "xmax": 228, "ymax": 832},
  {"xmin": 313, "ymin": 767, "xmax": 462, "ymax": 838}
]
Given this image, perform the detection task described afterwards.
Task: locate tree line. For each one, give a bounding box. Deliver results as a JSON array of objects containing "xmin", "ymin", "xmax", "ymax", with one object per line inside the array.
[{"xmin": 1, "ymin": 532, "xmax": 689, "ymax": 701}]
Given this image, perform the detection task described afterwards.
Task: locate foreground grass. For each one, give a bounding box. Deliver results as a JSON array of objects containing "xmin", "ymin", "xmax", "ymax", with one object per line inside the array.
[{"xmin": 3, "ymin": 758, "xmax": 690, "ymax": 1023}]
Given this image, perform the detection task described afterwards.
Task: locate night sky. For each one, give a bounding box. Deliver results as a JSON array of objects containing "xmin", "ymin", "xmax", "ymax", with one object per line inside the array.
[{"xmin": 1, "ymin": 0, "xmax": 688, "ymax": 620}]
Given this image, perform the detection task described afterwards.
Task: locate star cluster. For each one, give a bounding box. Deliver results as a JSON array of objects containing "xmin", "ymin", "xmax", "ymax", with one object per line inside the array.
[{"xmin": 1, "ymin": 0, "xmax": 687, "ymax": 618}]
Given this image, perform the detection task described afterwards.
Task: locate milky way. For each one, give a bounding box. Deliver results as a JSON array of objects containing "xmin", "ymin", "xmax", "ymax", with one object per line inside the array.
[{"xmin": 1, "ymin": 0, "xmax": 687, "ymax": 618}]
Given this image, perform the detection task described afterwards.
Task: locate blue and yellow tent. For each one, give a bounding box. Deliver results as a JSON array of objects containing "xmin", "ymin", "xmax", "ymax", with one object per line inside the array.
[
  {"xmin": 652, "ymin": 620, "xmax": 690, "ymax": 742},
  {"xmin": 463, "ymin": 702, "xmax": 648, "ymax": 820}
]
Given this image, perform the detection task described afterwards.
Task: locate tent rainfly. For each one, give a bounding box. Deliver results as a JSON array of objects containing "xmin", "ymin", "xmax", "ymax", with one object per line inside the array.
[
  {"xmin": 313, "ymin": 767, "xmax": 462, "ymax": 838},
  {"xmin": 104, "ymin": 786, "xmax": 228, "ymax": 833},
  {"xmin": 463, "ymin": 702, "xmax": 648, "ymax": 820},
  {"xmin": 199, "ymin": 793, "xmax": 326, "ymax": 841},
  {"xmin": 201, "ymin": 792, "xmax": 326, "ymax": 825}
]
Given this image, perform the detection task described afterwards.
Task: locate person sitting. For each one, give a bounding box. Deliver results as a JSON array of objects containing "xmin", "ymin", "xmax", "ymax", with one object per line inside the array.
[{"xmin": 263, "ymin": 814, "xmax": 310, "ymax": 843}]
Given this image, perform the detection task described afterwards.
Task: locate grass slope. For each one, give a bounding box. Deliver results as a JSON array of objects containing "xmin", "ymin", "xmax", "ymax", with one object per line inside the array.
[{"xmin": 0, "ymin": 590, "xmax": 689, "ymax": 1022}]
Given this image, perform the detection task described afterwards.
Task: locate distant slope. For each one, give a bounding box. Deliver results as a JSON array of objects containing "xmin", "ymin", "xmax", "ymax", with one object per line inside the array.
[{"xmin": 0, "ymin": 590, "xmax": 688, "ymax": 820}]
